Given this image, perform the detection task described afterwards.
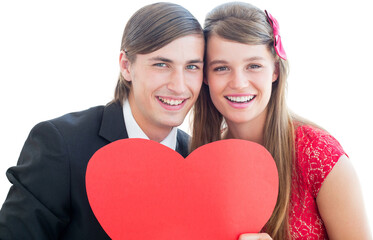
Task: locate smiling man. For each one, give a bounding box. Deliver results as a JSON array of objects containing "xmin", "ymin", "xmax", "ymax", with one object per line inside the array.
[
  {"xmin": 120, "ymin": 34, "xmax": 204, "ymax": 143},
  {"xmin": 0, "ymin": 3, "xmax": 204, "ymax": 239}
]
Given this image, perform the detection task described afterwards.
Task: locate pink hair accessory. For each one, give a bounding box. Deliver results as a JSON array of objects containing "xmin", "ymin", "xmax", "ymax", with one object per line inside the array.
[{"xmin": 265, "ymin": 10, "xmax": 287, "ymax": 60}]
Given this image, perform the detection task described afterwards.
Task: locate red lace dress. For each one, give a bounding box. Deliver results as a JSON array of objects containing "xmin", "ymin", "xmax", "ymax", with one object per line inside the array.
[{"xmin": 289, "ymin": 124, "xmax": 346, "ymax": 239}]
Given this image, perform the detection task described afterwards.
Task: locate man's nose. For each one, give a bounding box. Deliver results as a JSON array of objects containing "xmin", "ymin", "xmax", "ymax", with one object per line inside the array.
[{"xmin": 167, "ymin": 69, "xmax": 187, "ymax": 94}]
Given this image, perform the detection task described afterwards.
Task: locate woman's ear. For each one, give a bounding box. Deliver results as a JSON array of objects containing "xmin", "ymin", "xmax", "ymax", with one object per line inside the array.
[
  {"xmin": 203, "ymin": 77, "xmax": 208, "ymax": 85},
  {"xmin": 272, "ymin": 62, "xmax": 280, "ymax": 83},
  {"xmin": 119, "ymin": 51, "xmax": 132, "ymax": 82},
  {"xmin": 203, "ymin": 70, "xmax": 209, "ymax": 85}
]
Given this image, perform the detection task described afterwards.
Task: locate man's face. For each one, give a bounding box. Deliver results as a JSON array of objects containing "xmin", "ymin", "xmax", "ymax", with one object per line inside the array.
[{"xmin": 121, "ymin": 35, "xmax": 204, "ymax": 141}]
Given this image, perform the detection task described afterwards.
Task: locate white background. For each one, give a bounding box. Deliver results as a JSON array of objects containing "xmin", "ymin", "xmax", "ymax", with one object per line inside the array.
[{"xmin": 1, "ymin": 0, "xmax": 372, "ymax": 233}]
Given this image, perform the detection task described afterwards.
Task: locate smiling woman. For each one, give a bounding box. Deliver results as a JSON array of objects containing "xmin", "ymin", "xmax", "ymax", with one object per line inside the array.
[
  {"xmin": 205, "ymin": 39, "xmax": 278, "ymax": 132},
  {"xmin": 0, "ymin": 0, "xmax": 372, "ymax": 238},
  {"xmin": 191, "ymin": 1, "xmax": 372, "ymax": 239}
]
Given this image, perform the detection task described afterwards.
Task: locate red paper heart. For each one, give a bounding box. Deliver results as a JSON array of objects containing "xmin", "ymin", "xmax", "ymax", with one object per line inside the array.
[{"xmin": 86, "ymin": 139, "xmax": 278, "ymax": 240}]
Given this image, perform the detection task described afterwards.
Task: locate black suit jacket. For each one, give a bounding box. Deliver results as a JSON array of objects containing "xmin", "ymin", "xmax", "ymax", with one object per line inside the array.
[{"xmin": 0, "ymin": 102, "xmax": 190, "ymax": 240}]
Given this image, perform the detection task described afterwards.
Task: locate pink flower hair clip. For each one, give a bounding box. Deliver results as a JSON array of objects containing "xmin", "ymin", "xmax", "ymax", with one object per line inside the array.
[{"xmin": 265, "ymin": 10, "xmax": 287, "ymax": 60}]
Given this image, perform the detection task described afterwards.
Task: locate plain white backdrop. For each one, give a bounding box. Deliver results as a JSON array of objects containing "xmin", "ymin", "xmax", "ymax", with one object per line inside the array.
[{"xmin": 1, "ymin": 0, "xmax": 372, "ymax": 233}]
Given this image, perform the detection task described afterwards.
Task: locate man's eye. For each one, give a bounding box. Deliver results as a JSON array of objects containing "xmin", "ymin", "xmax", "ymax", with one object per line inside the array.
[
  {"xmin": 154, "ymin": 63, "xmax": 167, "ymax": 67},
  {"xmin": 186, "ymin": 65, "xmax": 199, "ymax": 70}
]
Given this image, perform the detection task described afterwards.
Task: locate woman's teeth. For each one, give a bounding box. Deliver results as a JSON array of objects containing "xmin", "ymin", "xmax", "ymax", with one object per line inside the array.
[
  {"xmin": 158, "ymin": 97, "xmax": 184, "ymax": 106},
  {"xmin": 226, "ymin": 96, "xmax": 255, "ymax": 103}
]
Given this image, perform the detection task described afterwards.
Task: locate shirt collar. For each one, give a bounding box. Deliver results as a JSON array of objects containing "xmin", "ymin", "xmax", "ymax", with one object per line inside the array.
[{"xmin": 123, "ymin": 99, "xmax": 177, "ymax": 150}]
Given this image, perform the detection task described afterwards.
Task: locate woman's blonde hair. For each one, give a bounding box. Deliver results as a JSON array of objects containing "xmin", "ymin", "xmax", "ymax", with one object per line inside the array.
[
  {"xmin": 191, "ymin": 2, "xmax": 295, "ymax": 239},
  {"xmin": 113, "ymin": 2, "xmax": 203, "ymax": 105}
]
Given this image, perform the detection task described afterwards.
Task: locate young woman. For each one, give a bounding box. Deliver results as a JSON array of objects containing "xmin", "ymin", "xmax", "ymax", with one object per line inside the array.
[{"xmin": 191, "ymin": 2, "xmax": 371, "ymax": 239}]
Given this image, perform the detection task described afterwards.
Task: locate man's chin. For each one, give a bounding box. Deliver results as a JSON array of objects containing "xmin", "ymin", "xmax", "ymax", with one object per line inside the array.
[{"xmin": 160, "ymin": 119, "xmax": 184, "ymax": 129}]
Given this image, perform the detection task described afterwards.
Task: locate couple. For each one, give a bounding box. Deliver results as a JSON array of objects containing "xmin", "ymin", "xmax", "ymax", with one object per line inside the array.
[{"xmin": 0, "ymin": 2, "xmax": 370, "ymax": 240}]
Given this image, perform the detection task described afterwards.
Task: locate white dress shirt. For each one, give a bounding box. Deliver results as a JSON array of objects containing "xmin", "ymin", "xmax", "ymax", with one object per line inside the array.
[{"xmin": 123, "ymin": 99, "xmax": 177, "ymax": 150}]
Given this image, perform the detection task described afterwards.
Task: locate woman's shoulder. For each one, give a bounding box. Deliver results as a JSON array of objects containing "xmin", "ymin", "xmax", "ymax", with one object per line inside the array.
[
  {"xmin": 293, "ymin": 123, "xmax": 346, "ymax": 197},
  {"xmin": 294, "ymin": 123, "xmax": 344, "ymax": 154},
  {"xmin": 294, "ymin": 123, "xmax": 326, "ymax": 138}
]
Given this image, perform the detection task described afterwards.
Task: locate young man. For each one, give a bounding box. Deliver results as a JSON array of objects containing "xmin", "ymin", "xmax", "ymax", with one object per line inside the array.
[{"xmin": 0, "ymin": 3, "xmax": 204, "ymax": 239}]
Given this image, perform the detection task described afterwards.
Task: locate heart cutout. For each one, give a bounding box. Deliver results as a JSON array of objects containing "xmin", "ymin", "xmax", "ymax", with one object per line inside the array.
[{"xmin": 86, "ymin": 139, "xmax": 278, "ymax": 240}]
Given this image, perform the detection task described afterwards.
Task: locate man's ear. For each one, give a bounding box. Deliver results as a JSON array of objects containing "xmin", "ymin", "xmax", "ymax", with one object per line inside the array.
[
  {"xmin": 272, "ymin": 62, "xmax": 279, "ymax": 83},
  {"xmin": 119, "ymin": 51, "xmax": 132, "ymax": 82}
]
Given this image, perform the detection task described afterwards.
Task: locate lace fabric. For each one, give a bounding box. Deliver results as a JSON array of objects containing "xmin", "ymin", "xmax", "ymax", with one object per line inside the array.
[{"xmin": 289, "ymin": 125, "xmax": 346, "ymax": 239}]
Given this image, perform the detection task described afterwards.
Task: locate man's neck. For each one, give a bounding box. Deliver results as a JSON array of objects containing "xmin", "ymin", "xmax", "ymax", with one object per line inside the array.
[
  {"xmin": 142, "ymin": 126, "xmax": 172, "ymax": 143},
  {"xmin": 122, "ymin": 99, "xmax": 176, "ymax": 146}
]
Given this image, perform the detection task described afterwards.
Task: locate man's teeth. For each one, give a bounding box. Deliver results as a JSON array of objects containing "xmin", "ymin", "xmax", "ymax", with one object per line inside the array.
[
  {"xmin": 158, "ymin": 97, "xmax": 184, "ymax": 106},
  {"xmin": 226, "ymin": 96, "xmax": 254, "ymax": 103}
]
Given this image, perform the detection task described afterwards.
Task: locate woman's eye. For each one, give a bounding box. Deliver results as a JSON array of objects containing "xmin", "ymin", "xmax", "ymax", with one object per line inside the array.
[
  {"xmin": 213, "ymin": 66, "xmax": 228, "ymax": 72},
  {"xmin": 248, "ymin": 64, "xmax": 261, "ymax": 69}
]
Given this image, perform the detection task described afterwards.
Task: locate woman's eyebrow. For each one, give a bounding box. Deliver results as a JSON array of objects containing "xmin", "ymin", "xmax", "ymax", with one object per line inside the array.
[
  {"xmin": 208, "ymin": 60, "xmax": 228, "ymax": 66},
  {"xmin": 209, "ymin": 56, "xmax": 265, "ymax": 66},
  {"xmin": 243, "ymin": 56, "xmax": 265, "ymax": 61}
]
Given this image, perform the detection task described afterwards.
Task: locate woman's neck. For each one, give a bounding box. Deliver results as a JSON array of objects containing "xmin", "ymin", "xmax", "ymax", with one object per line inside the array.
[{"xmin": 224, "ymin": 110, "xmax": 267, "ymax": 146}]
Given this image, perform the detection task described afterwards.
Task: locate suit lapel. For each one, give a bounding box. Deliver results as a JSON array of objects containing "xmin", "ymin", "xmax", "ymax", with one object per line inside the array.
[
  {"xmin": 175, "ymin": 129, "xmax": 190, "ymax": 158},
  {"xmin": 99, "ymin": 102, "xmax": 128, "ymax": 142}
]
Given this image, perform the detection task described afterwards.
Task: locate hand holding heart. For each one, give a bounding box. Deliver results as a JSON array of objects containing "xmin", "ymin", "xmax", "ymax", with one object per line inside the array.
[
  {"xmin": 239, "ymin": 233, "xmax": 273, "ymax": 240},
  {"xmin": 86, "ymin": 139, "xmax": 278, "ymax": 240}
]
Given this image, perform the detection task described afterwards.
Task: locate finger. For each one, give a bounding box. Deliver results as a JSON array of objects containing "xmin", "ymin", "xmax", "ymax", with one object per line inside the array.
[{"xmin": 238, "ymin": 233, "xmax": 272, "ymax": 240}]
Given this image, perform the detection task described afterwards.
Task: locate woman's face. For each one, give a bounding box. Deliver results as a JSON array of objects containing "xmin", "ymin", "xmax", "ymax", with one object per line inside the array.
[{"xmin": 205, "ymin": 35, "xmax": 278, "ymax": 127}]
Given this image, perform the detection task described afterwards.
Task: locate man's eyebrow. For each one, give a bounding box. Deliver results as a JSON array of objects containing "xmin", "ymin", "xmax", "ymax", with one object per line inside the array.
[
  {"xmin": 148, "ymin": 57, "xmax": 203, "ymax": 64},
  {"xmin": 148, "ymin": 56, "xmax": 173, "ymax": 63},
  {"xmin": 188, "ymin": 59, "xmax": 204, "ymax": 64}
]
